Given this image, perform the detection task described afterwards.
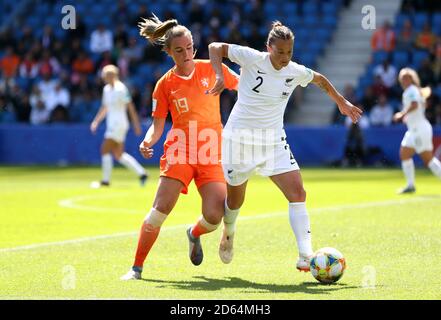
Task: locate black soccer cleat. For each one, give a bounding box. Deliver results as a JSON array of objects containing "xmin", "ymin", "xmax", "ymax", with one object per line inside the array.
[
  {"xmin": 186, "ymin": 227, "xmax": 203, "ymax": 266},
  {"xmin": 139, "ymin": 174, "xmax": 148, "ymax": 186},
  {"xmin": 397, "ymin": 185, "xmax": 416, "ymax": 194}
]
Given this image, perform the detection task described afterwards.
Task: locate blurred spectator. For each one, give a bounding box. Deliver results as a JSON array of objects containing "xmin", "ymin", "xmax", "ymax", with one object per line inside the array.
[
  {"xmin": 41, "ymin": 25, "xmax": 55, "ymax": 50},
  {"xmin": 114, "ymin": 24, "xmax": 129, "ymax": 48},
  {"xmin": 373, "ymin": 60, "xmax": 397, "ymax": 89},
  {"xmin": 113, "ymin": 0, "xmax": 129, "ymax": 25},
  {"xmin": 39, "ymin": 50, "xmax": 61, "ymax": 77},
  {"xmin": 19, "ymin": 52, "xmax": 39, "ymax": 79},
  {"xmin": 360, "ymin": 86, "xmax": 377, "ymax": 112},
  {"xmin": 67, "ymin": 14, "xmax": 87, "ymax": 42},
  {"xmin": 415, "ymin": 23, "xmax": 437, "ymax": 51},
  {"xmin": 371, "ymin": 21, "xmax": 395, "ymax": 52},
  {"xmin": 90, "ymin": 24, "xmax": 114, "ymax": 54},
  {"xmin": 130, "ymin": 4, "xmax": 150, "ymax": 27},
  {"xmin": 371, "ymin": 75, "xmax": 389, "ymax": 98},
  {"xmin": 96, "ymin": 51, "xmax": 116, "ymax": 74},
  {"xmin": 369, "ymin": 94, "xmax": 394, "ymax": 126},
  {"xmin": 245, "ymin": 25, "xmax": 264, "ymax": 50},
  {"xmin": 418, "ymin": 58, "xmax": 436, "ymax": 87},
  {"xmin": 189, "ymin": 2, "xmax": 204, "ymax": 25},
  {"xmin": 432, "ymin": 40, "xmax": 441, "ymax": 83},
  {"xmin": 249, "ymin": 0, "xmax": 265, "ymax": 27},
  {"xmin": 0, "ymin": 47, "xmax": 20, "ymax": 78},
  {"xmin": 29, "ymin": 85, "xmax": 50, "ymax": 125},
  {"xmin": 124, "ymin": 36, "xmax": 144, "ymax": 66},
  {"xmin": 343, "ymin": 105, "xmax": 370, "ymax": 167},
  {"xmin": 45, "ymin": 81, "xmax": 70, "ymax": 112},
  {"xmin": 72, "ymin": 51, "xmax": 95, "ymax": 78},
  {"xmin": 396, "ymin": 19, "xmax": 416, "ymax": 52}
]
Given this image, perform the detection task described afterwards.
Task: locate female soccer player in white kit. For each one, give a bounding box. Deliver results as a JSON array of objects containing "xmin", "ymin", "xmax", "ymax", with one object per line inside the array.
[
  {"xmin": 208, "ymin": 22, "xmax": 362, "ymax": 271},
  {"xmin": 393, "ymin": 68, "xmax": 441, "ymax": 194},
  {"xmin": 90, "ymin": 65, "xmax": 148, "ymax": 187}
]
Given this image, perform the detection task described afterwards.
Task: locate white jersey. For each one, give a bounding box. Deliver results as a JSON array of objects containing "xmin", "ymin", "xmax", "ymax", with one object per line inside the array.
[
  {"xmin": 402, "ymin": 84, "xmax": 428, "ymax": 129},
  {"xmin": 224, "ymin": 44, "xmax": 314, "ymax": 144},
  {"xmin": 102, "ymin": 80, "xmax": 132, "ymax": 128}
]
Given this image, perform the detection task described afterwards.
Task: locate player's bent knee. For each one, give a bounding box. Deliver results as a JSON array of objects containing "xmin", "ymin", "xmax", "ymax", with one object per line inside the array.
[
  {"xmin": 226, "ymin": 197, "xmax": 244, "ymax": 211},
  {"xmin": 203, "ymin": 212, "xmax": 223, "ymax": 226}
]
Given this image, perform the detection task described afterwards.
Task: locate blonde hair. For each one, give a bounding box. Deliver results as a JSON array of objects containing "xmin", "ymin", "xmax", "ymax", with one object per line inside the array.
[
  {"xmin": 267, "ymin": 21, "xmax": 294, "ymax": 46},
  {"xmin": 399, "ymin": 67, "xmax": 431, "ymax": 100},
  {"xmin": 138, "ymin": 13, "xmax": 191, "ymax": 51},
  {"xmin": 101, "ymin": 64, "xmax": 119, "ymax": 78}
]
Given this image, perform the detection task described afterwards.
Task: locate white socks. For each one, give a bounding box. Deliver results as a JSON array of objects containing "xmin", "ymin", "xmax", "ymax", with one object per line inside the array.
[
  {"xmin": 402, "ymin": 159, "xmax": 415, "ymax": 187},
  {"xmin": 102, "ymin": 154, "xmax": 113, "ymax": 183},
  {"xmin": 428, "ymin": 157, "xmax": 441, "ymax": 179},
  {"xmin": 223, "ymin": 200, "xmax": 240, "ymax": 236},
  {"xmin": 119, "ymin": 152, "xmax": 146, "ymax": 176},
  {"xmin": 289, "ymin": 202, "xmax": 313, "ymax": 257}
]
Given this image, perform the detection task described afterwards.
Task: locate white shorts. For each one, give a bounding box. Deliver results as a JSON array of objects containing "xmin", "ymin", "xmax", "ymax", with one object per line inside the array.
[
  {"xmin": 222, "ymin": 137, "xmax": 300, "ymax": 186},
  {"xmin": 401, "ymin": 121, "xmax": 433, "ymax": 154},
  {"xmin": 104, "ymin": 123, "xmax": 129, "ymax": 144}
]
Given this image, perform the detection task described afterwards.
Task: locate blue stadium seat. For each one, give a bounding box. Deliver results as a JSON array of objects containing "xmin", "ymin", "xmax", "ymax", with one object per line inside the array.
[
  {"xmin": 392, "ymin": 50, "xmax": 409, "ymax": 69},
  {"xmin": 303, "ymin": 15, "xmax": 318, "ymax": 29},
  {"xmin": 322, "ymin": 2, "xmax": 338, "ymax": 16},
  {"xmin": 411, "ymin": 50, "xmax": 430, "ymax": 68},
  {"xmin": 314, "ymin": 28, "xmax": 332, "ymax": 42},
  {"xmin": 263, "ymin": 2, "xmax": 279, "ymax": 20},
  {"xmin": 282, "ymin": 3, "xmax": 298, "ymax": 16},
  {"xmin": 322, "ymin": 15, "xmax": 337, "ymax": 29},
  {"xmin": 302, "ymin": 2, "xmax": 319, "ymax": 16},
  {"xmin": 372, "ymin": 51, "xmax": 389, "ymax": 65},
  {"xmin": 413, "ymin": 13, "xmax": 430, "ymax": 32},
  {"xmin": 395, "ymin": 13, "xmax": 411, "ymax": 31}
]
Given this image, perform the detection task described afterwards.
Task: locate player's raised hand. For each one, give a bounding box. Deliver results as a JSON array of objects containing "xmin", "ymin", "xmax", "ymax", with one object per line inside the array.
[
  {"xmin": 338, "ymin": 99, "xmax": 363, "ymax": 124},
  {"xmin": 208, "ymin": 75, "xmax": 225, "ymax": 96},
  {"xmin": 139, "ymin": 141, "xmax": 154, "ymax": 159}
]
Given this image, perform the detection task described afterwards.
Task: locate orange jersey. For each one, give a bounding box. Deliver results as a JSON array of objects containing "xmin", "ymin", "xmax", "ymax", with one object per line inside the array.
[
  {"xmin": 152, "ymin": 60, "xmax": 238, "ymax": 133},
  {"xmin": 152, "ymin": 59, "xmax": 238, "ymax": 163}
]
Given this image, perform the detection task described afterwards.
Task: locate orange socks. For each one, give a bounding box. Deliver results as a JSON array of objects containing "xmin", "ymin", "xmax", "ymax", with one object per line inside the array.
[
  {"xmin": 190, "ymin": 216, "xmax": 220, "ymax": 238},
  {"xmin": 133, "ymin": 208, "xmax": 168, "ymax": 269}
]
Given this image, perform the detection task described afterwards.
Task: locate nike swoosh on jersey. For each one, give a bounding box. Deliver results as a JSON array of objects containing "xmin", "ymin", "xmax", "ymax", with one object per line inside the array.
[{"xmin": 257, "ymin": 70, "xmax": 266, "ymax": 74}]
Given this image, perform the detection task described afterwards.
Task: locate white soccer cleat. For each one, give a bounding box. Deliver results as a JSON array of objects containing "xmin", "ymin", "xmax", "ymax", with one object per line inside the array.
[
  {"xmin": 120, "ymin": 269, "xmax": 142, "ymax": 281},
  {"xmin": 296, "ymin": 254, "xmax": 312, "ymax": 272},
  {"xmin": 219, "ymin": 229, "xmax": 234, "ymax": 264}
]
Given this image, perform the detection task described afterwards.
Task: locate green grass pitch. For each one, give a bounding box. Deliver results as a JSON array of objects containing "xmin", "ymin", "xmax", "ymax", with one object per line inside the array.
[{"xmin": 0, "ymin": 166, "xmax": 440, "ymax": 300}]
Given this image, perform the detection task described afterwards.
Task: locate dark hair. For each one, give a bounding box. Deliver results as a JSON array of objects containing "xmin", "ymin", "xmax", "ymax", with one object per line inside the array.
[{"xmin": 266, "ymin": 21, "xmax": 294, "ymax": 46}]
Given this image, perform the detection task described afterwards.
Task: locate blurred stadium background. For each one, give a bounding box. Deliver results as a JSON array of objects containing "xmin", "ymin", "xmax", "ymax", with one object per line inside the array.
[{"xmin": 1, "ymin": 0, "xmax": 441, "ymax": 167}]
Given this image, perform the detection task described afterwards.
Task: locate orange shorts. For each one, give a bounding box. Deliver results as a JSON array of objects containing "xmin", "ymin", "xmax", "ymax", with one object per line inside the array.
[{"xmin": 159, "ymin": 154, "xmax": 225, "ymax": 194}]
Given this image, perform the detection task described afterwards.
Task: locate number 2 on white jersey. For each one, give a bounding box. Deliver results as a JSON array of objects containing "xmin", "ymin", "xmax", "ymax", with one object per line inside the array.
[{"xmin": 173, "ymin": 97, "xmax": 189, "ymax": 115}]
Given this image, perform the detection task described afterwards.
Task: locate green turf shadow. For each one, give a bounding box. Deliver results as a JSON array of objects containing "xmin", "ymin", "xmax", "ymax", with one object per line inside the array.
[{"xmin": 140, "ymin": 276, "xmax": 359, "ymax": 295}]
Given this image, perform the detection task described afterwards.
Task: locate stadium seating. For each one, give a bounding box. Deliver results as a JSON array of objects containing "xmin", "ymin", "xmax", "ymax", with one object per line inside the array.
[{"xmin": 0, "ymin": 0, "xmax": 343, "ymax": 124}]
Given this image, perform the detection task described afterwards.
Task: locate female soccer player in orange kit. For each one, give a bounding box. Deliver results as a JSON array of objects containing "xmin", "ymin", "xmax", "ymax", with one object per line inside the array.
[{"xmin": 121, "ymin": 15, "xmax": 239, "ymax": 280}]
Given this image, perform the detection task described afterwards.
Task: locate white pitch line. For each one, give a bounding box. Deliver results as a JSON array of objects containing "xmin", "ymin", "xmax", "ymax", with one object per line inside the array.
[
  {"xmin": 58, "ymin": 193, "xmax": 141, "ymax": 214},
  {"xmin": 1, "ymin": 196, "xmax": 439, "ymax": 254}
]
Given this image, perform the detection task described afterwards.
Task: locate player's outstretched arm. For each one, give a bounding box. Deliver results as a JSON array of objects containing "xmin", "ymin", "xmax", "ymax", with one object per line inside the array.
[
  {"xmin": 208, "ymin": 42, "xmax": 230, "ymax": 95},
  {"xmin": 90, "ymin": 105, "xmax": 107, "ymax": 134},
  {"xmin": 311, "ymin": 71, "xmax": 362, "ymax": 123},
  {"xmin": 127, "ymin": 102, "xmax": 142, "ymax": 136},
  {"xmin": 138, "ymin": 117, "xmax": 165, "ymax": 159}
]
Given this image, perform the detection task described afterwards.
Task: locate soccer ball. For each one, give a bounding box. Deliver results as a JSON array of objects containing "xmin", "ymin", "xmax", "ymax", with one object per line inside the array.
[{"xmin": 310, "ymin": 247, "xmax": 346, "ymax": 284}]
